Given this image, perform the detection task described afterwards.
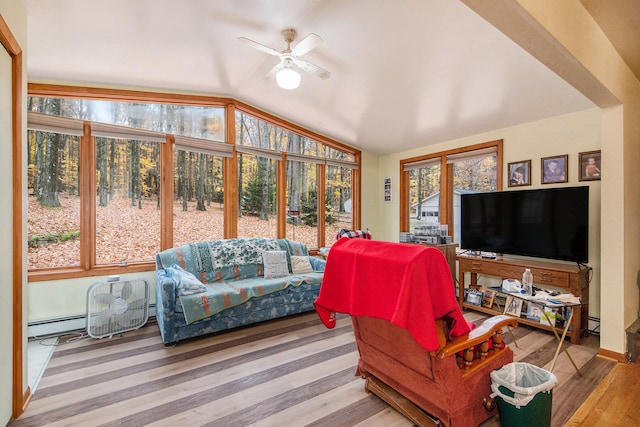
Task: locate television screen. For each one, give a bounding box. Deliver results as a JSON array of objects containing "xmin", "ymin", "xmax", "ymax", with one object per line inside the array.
[{"xmin": 460, "ymin": 186, "xmax": 589, "ymax": 263}]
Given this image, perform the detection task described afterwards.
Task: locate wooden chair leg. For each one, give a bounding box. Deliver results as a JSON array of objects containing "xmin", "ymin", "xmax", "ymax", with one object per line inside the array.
[{"xmin": 365, "ymin": 375, "xmax": 440, "ymax": 427}]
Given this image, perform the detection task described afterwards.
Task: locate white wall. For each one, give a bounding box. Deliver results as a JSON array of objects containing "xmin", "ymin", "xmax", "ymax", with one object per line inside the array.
[
  {"xmin": 359, "ymin": 150, "xmax": 380, "ymax": 235},
  {"xmin": 28, "ymin": 271, "xmax": 157, "ymax": 323},
  {"xmin": 0, "ymin": 1, "xmax": 27, "ymax": 423},
  {"xmin": 361, "ymin": 108, "xmax": 602, "ymax": 318}
]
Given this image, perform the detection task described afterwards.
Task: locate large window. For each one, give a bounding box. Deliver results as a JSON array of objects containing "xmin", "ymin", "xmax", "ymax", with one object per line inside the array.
[
  {"xmin": 325, "ymin": 163, "xmax": 353, "ymax": 245},
  {"xmin": 27, "ymin": 127, "xmax": 81, "ymax": 269},
  {"xmin": 26, "ymin": 86, "xmax": 360, "ymax": 279},
  {"xmin": 400, "ymin": 141, "xmax": 502, "ymax": 243},
  {"xmin": 235, "ymin": 109, "xmax": 359, "ymax": 247},
  {"xmin": 173, "ymin": 149, "xmax": 225, "ymax": 247},
  {"xmin": 237, "ymin": 152, "xmax": 279, "ymax": 238},
  {"xmin": 406, "ymin": 160, "xmax": 441, "ymax": 234},
  {"xmin": 95, "ymin": 136, "xmax": 162, "ymax": 265},
  {"xmin": 286, "ymin": 159, "xmax": 318, "ymax": 248}
]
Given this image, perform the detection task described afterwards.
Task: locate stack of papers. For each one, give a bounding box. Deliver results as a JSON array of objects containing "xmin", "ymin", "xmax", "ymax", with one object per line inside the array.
[
  {"xmin": 547, "ymin": 293, "xmax": 581, "ymax": 305},
  {"xmin": 507, "ymin": 290, "xmax": 580, "ymax": 306}
]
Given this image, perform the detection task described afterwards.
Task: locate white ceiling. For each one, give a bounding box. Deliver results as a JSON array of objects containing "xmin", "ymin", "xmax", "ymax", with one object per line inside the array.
[{"xmin": 24, "ymin": 0, "xmax": 598, "ymax": 155}]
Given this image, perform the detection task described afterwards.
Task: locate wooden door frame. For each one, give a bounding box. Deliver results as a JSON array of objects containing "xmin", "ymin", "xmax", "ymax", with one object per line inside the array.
[{"xmin": 0, "ymin": 14, "xmax": 27, "ymax": 418}]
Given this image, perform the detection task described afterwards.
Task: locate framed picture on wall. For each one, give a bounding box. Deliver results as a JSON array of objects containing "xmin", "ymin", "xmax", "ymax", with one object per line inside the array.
[
  {"xmin": 541, "ymin": 155, "xmax": 568, "ymax": 184},
  {"xmin": 383, "ymin": 177, "xmax": 392, "ymax": 202},
  {"xmin": 579, "ymin": 150, "xmax": 601, "ymax": 181},
  {"xmin": 507, "ymin": 160, "xmax": 531, "ymax": 187}
]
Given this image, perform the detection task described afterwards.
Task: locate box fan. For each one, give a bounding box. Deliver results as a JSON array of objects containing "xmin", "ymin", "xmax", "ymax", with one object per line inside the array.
[{"xmin": 86, "ymin": 276, "xmax": 149, "ymax": 339}]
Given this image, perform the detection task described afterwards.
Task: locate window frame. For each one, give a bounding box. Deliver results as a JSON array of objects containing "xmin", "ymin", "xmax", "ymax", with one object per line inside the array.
[
  {"xmin": 27, "ymin": 84, "xmax": 361, "ymax": 282},
  {"xmin": 399, "ymin": 140, "xmax": 503, "ymax": 239}
]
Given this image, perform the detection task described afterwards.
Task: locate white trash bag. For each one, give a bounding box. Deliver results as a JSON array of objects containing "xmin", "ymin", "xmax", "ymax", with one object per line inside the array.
[{"xmin": 490, "ymin": 362, "xmax": 558, "ymax": 408}]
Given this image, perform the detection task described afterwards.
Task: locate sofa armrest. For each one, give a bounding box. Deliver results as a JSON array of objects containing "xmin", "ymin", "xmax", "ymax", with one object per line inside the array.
[
  {"xmin": 437, "ymin": 315, "xmax": 517, "ymax": 359},
  {"xmin": 155, "ymin": 270, "xmax": 179, "ymax": 343},
  {"xmin": 309, "ymin": 256, "xmax": 326, "ymax": 272}
]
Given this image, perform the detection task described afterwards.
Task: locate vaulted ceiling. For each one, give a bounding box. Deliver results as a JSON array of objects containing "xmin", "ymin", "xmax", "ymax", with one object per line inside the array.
[{"xmin": 23, "ymin": 0, "xmax": 633, "ymax": 155}]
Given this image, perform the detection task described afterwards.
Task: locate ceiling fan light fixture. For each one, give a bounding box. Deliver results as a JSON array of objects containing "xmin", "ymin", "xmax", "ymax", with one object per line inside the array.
[{"xmin": 276, "ymin": 67, "xmax": 301, "ymax": 90}]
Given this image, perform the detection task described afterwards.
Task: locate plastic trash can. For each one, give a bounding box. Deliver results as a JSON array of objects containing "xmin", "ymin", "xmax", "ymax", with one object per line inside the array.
[{"xmin": 490, "ymin": 362, "xmax": 558, "ymax": 427}]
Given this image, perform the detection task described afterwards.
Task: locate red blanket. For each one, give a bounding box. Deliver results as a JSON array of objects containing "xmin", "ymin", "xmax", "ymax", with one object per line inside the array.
[{"xmin": 314, "ymin": 238, "xmax": 472, "ymax": 351}]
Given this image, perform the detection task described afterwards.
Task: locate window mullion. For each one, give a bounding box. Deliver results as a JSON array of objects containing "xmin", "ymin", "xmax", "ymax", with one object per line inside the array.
[
  {"xmin": 81, "ymin": 123, "xmax": 96, "ymax": 269},
  {"xmin": 399, "ymin": 169, "xmax": 410, "ymax": 233},
  {"xmin": 160, "ymin": 135, "xmax": 174, "ymax": 250},
  {"xmin": 224, "ymin": 103, "xmax": 237, "ymax": 239},
  {"xmin": 352, "ymin": 153, "xmax": 362, "ymax": 229},
  {"xmin": 443, "ymin": 161, "xmax": 454, "ymax": 235},
  {"xmin": 277, "ymin": 154, "xmax": 286, "ymax": 238},
  {"xmin": 317, "ymin": 163, "xmax": 326, "ymax": 248}
]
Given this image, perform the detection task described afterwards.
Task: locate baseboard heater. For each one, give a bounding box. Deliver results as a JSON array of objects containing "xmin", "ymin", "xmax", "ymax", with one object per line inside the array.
[{"xmin": 28, "ymin": 305, "xmax": 157, "ymax": 338}]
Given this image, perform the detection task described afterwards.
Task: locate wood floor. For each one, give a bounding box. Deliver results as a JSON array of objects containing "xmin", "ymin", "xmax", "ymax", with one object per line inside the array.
[
  {"xmin": 11, "ymin": 310, "xmax": 614, "ymax": 427},
  {"xmin": 564, "ymin": 362, "xmax": 640, "ymax": 426}
]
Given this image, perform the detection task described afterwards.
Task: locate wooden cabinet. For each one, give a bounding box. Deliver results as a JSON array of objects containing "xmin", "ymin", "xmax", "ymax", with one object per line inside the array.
[
  {"xmin": 413, "ymin": 242, "xmax": 458, "ymax": 281},
  {"xmin": 457, "ymin": 254, "xmax": 591, "ymax": 344}
]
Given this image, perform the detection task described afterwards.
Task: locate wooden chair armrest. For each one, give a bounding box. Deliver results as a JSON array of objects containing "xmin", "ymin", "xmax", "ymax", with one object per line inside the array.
[{"xmin": 437, "ymin": 315, "xmax": 518, "ymax": 359}]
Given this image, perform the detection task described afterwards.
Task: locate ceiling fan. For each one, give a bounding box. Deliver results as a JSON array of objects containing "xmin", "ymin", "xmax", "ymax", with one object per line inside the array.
[{"xmin": 238, "ymin": 29, "xmax": 331, "ymax": 89}]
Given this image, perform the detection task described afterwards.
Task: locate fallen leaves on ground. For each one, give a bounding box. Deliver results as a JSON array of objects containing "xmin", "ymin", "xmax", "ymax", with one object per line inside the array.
[{"xmin": 28, "ymin": 196, "xmax": 348, "ymax": 270}]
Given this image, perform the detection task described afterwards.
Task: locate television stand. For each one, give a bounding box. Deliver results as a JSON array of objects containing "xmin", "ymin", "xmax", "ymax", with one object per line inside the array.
[{"xmin": 457, "ymin": 254, "xmax": 590, "ymax": 344}]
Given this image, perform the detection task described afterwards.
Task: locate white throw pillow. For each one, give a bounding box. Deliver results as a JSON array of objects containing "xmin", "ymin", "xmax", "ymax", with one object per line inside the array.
[
  {"xmin": 262, "ymin": 251, "xmax": 289, "ymax": 279},
  {"xmin": 291, "ymin": 256, "xmax": 313, "ymax": 274}
]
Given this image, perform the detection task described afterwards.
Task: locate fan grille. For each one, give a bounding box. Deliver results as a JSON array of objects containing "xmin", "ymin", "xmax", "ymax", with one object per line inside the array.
[{"xmin": 86, "ymin": 278, "xmax": 149, "ymax": 339}]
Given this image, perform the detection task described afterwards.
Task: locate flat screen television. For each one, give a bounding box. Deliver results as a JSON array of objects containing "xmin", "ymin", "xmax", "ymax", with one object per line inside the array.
[{"xmin": 460, "ymin": 186, "xmax": 589, "ymax": 263}]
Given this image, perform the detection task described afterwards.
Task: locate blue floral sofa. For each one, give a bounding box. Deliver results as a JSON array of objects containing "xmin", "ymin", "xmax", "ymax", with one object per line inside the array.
[{"xmin": 155, "ymin": 237, "xmax": 325, "ymax": 344}]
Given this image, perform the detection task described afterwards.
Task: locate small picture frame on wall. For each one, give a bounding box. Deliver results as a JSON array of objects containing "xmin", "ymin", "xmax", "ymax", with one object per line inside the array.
[
  {"xmin": 383, "ymin": 177, "xmax": 392, "ymax": 202},
  {"xmin": 541, "ymin": 155, "xmax": 568, "ymax": 184},
  {"xmin": 579, "ymin": 150, "xmax": 601, "ymax": 181},
  {"xmin": 507, "ymin": 160, "xmax": 531, "ymax": 187}
]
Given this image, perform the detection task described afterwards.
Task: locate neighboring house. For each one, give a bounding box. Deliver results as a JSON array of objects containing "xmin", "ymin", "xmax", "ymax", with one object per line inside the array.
[
  {"xmin": 410, "ymin": 189, "xmax": 477, "ymax": 244},
  {"xmin": 410, "ymin": 192, "xmax": 441, "ymax": 223}
]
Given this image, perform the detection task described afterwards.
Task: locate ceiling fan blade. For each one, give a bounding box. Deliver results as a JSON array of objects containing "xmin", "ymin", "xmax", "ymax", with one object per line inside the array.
[
  {"xmin": 238, "ymin": 37, "xmax": 281, "ymax": 57},
  {"xmin": 265, "ymin": 62, "xmax": 284, "ymax": 79},
  {"xmin": 291, "ymin": 33, "xmax": 323, "ymax": 56},
  {"xmin": 295, "ymin": 59, "xmax": 331, "ymax": 80}
]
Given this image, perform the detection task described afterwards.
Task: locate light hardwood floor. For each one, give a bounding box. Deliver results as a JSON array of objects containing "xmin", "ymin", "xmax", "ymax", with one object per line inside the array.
[
  {"xmin": 11, "ymin": 311, "xmax": 613, "ymax": 426},
  {"xmin": 564, "ymin": 362, "xmax": 640, "ymax": 426}
]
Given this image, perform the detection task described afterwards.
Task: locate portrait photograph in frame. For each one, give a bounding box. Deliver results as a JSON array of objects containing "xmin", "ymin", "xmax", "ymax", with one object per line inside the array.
[
  {"xmin": 482, "ymin": 289, "xmax": 496, "ymax": 309},
  {"xmin": 541, "ymin": 155, "xmax": 568, "ymax": 184},
  {"xmin": 507, "ymin": 160, "xmax": 531, "ymax": 187},
  {"xmin": 504, "ymin": 295, "xmax": 523, "ymax": 317},
  {"xmin": 579, "ymin": 150, "xmax": 601, "ymax": 181}
]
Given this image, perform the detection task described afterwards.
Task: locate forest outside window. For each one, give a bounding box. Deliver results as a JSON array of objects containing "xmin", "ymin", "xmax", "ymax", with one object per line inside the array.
[
  {"xmin": 27, "ymin": 126, "xmax": 81, "ymax": 269},
  {"xmin": 237, "ymin": 150, "xmax": 279, "ymax": 239},
  {"xmin": 26, "ymin": 88, "xmax": 359, "ymax": 279},
  {"xmin": 173, "ymin": 148, "xmax": 226, "ymax": 247},
  {"xmin": 400, "ymin": 141, "xmax": 502, "ymax": 244},
  {"xmin": 286, "ymin": 158, "xmax": 319, "ymax": 248},
  {"xmin": 325, "ymin": 162, "xmax": 354, "ymax": 245},
  {"xmin": 94, "ymin": 136, "xmax": 161, "ymax": 265},
  {"xmin": 405, "ymin": 158, "xmax": 441, "ymax": 234},
  {"xmin": 235, "ymin": 110, "xmax": 358, "ymax": 246}
]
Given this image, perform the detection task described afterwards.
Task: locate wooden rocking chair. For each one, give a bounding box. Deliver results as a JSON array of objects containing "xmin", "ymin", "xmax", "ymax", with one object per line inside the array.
[{"xmin": 315, "ymin": 238, "xmax": 516, "ymax": 426}]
